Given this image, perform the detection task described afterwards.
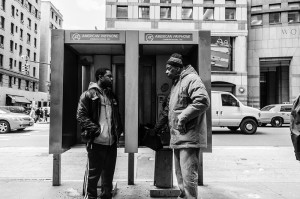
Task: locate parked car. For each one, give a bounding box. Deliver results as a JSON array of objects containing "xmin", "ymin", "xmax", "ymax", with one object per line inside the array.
[
  {"xmin": 260, "ymin": 104, "xmax": 292, "ymax": 127},
  {"xmin": 0, "ymin": 107, "xmax": 34, "ymax": 133},
  {"xmin": 0, "ymin": 106, "xmax": 28, "ymax": 114},
  {"xmin": 212, "ymin": 91, "xmax": 261, "ymax": 134}
]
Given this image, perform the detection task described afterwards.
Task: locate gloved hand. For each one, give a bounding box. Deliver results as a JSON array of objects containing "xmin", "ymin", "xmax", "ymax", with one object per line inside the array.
[{"xmin": 177, "ymin": 121, "xmax": 186, "ymax": 135}]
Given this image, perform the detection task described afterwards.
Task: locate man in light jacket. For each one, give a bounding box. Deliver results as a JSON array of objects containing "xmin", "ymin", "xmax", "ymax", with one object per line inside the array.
[{"xmin": 154, "ymin": 53, "xmax": 210, "ymax": 199}]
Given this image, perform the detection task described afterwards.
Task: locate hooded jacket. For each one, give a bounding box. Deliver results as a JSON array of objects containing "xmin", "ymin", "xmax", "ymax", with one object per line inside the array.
[
  {"xmin": 77, "ymin": 82, "xmax": 123, "ymax": 146},
  {"xmin": 163, "ymin": 65, "xmax": 210, "ymax": 149}
]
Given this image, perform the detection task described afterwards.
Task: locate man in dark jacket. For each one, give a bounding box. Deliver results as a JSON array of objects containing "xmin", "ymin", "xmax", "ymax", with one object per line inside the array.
[
  {"xmin": 77, "ymin": 68, "xmax": 123, "ymax": 199},
  {"xmin": 154, "ymin": 53, "xmax": 210, "ymax": 199},
  {"xmin": 290, "ymin": 95, "xmax": 300, "ymax": 161}
]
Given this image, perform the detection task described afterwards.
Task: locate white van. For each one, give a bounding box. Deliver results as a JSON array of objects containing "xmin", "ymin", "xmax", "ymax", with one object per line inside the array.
[{"xmin": 212, "ymin": 91, "xmax": 261, "ymax": 134}]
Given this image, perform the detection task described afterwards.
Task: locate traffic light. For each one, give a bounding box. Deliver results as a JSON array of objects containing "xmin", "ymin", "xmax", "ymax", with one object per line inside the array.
[{"xmin": 21, "ymin": 63, "xmax": 30, "ymax": 73}]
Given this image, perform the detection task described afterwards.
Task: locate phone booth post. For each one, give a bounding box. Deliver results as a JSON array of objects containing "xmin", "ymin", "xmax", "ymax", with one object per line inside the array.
[{"xmin": 49, "ymin": 29, "xmax": 211, "ymax": 196}]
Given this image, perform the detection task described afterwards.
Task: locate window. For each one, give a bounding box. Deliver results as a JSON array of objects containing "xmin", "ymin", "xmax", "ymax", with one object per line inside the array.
[
  {"xmin": 51, "ymin": 11, "xmax": 54, "ymax": 19},
  {"xmin": 9, "ymin": 76, "xmax": 12, "ymax": 87},
  {"xmin": 139, "ymin": 6, "xmax": 150, "ymax": 18},
  {"xmin": 9, "ymin": 58, "xmax": 13, "ymax": 69},
  {"xmin": 0, "ymin": 35, "xmax": 3, "ymax": 48},
  {"xmin": 269, "ymin": 4, "xmax": 281, "ymax": 10},
  {"xmin": 18, "ymin": 78, "xmax": 21, "ymax": 89},
  {"xmin": 34, "ymin": 23, "xmax": 37, "ymax": 32},
  {"xmin": 15, "ymin": 26, "xmax": 18, "ymax": 33},
  {"xmin": 0, "ymin": 0, "xmax": 5, "ymax": 11},
  {"xmin": 225, "ymin": 0, "xmax": 236, "ymax": 4},
  {"xmin": 27, "ymin": 33, "xmax": 31, "ymax": 44},
  {"xmin": 280, "ymin": 105, "xmax": 292, "ymax": 112},
  {"xmin": 0, "ymin": 54, "xmax": 3, "ymax": 67},
  {"xmin": 0, "ymin": 74, "xmax": 2, "ymax": 86},
  {"xmin": 116, "ymin": 6, "xmax": 128, "ymax": 18},
  {"xmin": 11, "ymin": 23, "xmax": 14, "ymax": 34},
  {"xmin": 28, "ymin": 2, "xmax": 32, "ymax": 12},
  {"xmin": 35, "ymin": 8, "xmax": 38, "ymax": 18},
  {"xmin": 251, "ymin": 14, "xmax": 262, "ymax": 26},
  {"xmin": 160, "ymin": 0, "xmax": 171, "ymax": 3},
  {"xmin": 140, "ymin": 0, "xmax": 150, "ymax": 2},
  {"xmin": 11, "ymin": 5, "xmax": 15, "ymax": 17},
  {"xmin": 33, "ymin": 52, "xmax": 36, "ymax": 61},
  {"xmin": 58, "ymin": 19, "xmax": 61, "ymax": 26},
  {"xmin": 182, "ymin": 0, "xmax": 192, "ymax": 3},
  {"xmin": 27, "ymin": 18, "xmax": 31, "ymax": 29},
  {"xmin": 211, "ymin": 36, "xmax": 233, "ymax": 72},
  {"xmin": 19, "ymin": 45, "xmax": 22, "ymax": 55},
  {"xmin": 26, "ymin": 80, "xmax": 29, "ymax": 90},
  {"xmin": 225, "ymin": 8, "xmax": 236, "ymax": 20},
  {"xmin": 26, "ymin": 49, "xmax": 30, "ymax": 58},
  {"xmin": 13, "ymin": 77, "xmax": 16, "ymax": 84},
  {"xmin": 251, "ymin": 6, "xmax": 262, "ymax": 12},
  {"xmin": 269, "ymin": 12, "xmax": 280, "ymax": 24},
  {"xmin": 10, "ymin": 40, "xmax": 13, "ymax": 52},
  {"xmin": 21, "ymin": 0, "xmax": 24, "ymax": 5},
  {"xmin": 14, "ymin": 60, "xmax": 16, "ymax": 68},
  {"xmin": 203, "ymin": 0, "xmax": 214, "ymax": 4},
  {"xmin": 289, "ymin": 2, "xmax": 300, "ymax": 8},
  {"xmin": 32, "ymin": 82, "xmax": 35, "ymax": 91},
  {"xmin": 182, "ymin": 7, "xmax": 193, "ymax": 19},
  {"xmin": 203, "ymin": 8, "xmax": 214, "ymax": 20},
  {"xmin": 33, "ymin": 67, "xmax": 36, "ymax": 77},
  {"xmin": 0, "ymin": 16, "xmax": 5, "ymax": 29},
  {"xmin": 55, "ymin": 15, "xmax": 58, "ymax": 22},
  {"xmin": 19, "ymin": 61, "xmax": 21, "ymax": 71},
  {"xmin": 20, "ymin": 28, "xmax": 23, "ymax": 40},
  {"xmin": 34, "ymin": 38, "xmax": 37, "ymax": 47},
  {"xmin": 288, "ymin": 11, "xmax": 300, "ymax": 23},
  {"xmin": 160, "ymin": 6, "xmax": 171, "ymax": 19},
  {"xmin": 15, "ymin": 43, "xmax": 17, "ymax": 50},
  {"xmin": 20, "ymin": 12, "xmax": 24, "ymax": 23},
  {"xmin": 221, "ymin": 94, "xmax": 239, "ymax": 107}
]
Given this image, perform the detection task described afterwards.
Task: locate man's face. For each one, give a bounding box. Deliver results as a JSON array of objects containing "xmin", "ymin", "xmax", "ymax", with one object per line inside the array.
[
  {"xmin": 100, "ymin": 70, "xmax": 113, "ymax": 88},
  {"xmin": 165, "ymin": 64, "xmax": 180, "ymax": 80}
]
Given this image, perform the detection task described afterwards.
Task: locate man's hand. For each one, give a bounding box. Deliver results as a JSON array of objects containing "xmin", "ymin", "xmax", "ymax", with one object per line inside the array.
[{"xmin": 177, "ymin": 121, "xmax": 186, "ymax": 135}]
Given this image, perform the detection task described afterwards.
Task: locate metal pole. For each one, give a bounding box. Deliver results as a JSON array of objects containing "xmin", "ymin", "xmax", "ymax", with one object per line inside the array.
[
  {"xmin": 52, "ymin": 154, "xmax": 61, "ymax": 186},
  {"xmin": 128, "ymin": 153, "xmax": 135, "ymax": 185},
  {"xmin": 198, "ymin": 151, "xmax": 203, "ymax": 186}
]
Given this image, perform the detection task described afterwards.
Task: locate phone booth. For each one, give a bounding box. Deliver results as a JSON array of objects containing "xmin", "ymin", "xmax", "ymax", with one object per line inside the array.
[{"xmin": 49, "ymin": 30, "xmax": 211, "ymax": 196}]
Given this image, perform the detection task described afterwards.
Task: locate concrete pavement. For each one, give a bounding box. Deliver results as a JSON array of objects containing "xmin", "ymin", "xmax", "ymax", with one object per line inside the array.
[{"xmin": 0, "ymin": 124, "xmax": 300, "ymax": 198}]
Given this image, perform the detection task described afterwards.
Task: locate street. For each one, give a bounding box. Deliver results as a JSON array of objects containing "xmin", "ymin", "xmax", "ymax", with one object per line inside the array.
[{"xmin": 0, "ymin": 124, "xmax": 299, "ymax": 199}]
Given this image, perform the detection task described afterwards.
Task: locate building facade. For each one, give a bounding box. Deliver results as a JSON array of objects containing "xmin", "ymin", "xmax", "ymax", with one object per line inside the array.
[
  {"xmin": 0, "ymin": 0, "xmax": 48, "ymax": 107},
  {"xmin": 40, "ymin": 1, "xmax": 63, "ymax": 94},
  {"xmin": 248, "ymin": 0, "xmax": 300, "ymax": 108},
  {"xmin": 106, "ymin": 0, "xmax": 249, "ymax": 104}
]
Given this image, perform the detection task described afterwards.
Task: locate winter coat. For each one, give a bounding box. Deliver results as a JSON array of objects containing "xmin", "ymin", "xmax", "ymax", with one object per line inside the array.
[
  {"xmin": 77, "ymin": 82, "xmax": 123, "ymax": 146},
  {"xmin": 290, "ymin": 94, "xmax": 300, "ymax": 161},
  {"xmin": 167, "ymin": 65, "xmax": 210, "ymax": 149}
]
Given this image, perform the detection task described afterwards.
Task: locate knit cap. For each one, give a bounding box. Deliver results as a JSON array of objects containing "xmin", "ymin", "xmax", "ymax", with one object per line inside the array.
[{"xmin": 166, "ymin": 53, "xmax": 183, "ymax": 68}]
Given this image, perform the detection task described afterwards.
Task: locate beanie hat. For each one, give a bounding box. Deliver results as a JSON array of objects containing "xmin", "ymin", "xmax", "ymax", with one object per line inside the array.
[{"xmin": 166, "ymin": 53, "xmax": 183, "ymax": 68}]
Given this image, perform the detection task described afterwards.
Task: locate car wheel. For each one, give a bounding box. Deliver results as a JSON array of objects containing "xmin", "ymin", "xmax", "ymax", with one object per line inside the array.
[
  {"xmin": 0, "ymin": 120, "xmax": 10, "ymax": 133},
  {"xmin": 240, "ymin": 118, "xmax": 257, "ymax": 134},
  {"xmin": 227, "ymin": 126, "xmax": 239, "ymax": 131},
  {"xmin": 271, "ymin": 117, "xmax": 283, "ymax": 127}
]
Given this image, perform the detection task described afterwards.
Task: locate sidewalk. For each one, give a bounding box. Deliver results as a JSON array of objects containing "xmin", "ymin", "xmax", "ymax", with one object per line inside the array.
[{"xmin": 0, "ymin": 146, "xmax": 300, "ymax": 199}]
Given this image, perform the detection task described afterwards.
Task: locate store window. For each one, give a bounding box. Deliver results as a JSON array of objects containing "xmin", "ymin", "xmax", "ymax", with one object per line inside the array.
[
  {"xmin": 160, "ymin": 6, "xmax": 171, "ymax": 19},
  {"xmin": 116, "ymin": 6, "xmax": 128, "ymax": 18},
  {"xmin": 0, "ymin": 16, "xmax": 4, "ymax": 29},
  {"xmin": 211, "ymin": 36, "xmax": 233, "ymax": 72},
  {"xmin": 139, "ymin": 6, "xmax": 150, "ymax": 19},
  {"xmin": 225, "ymin": 8, "xmax": 236, "ymax": 20},
  {"xmin": 288, "ymin": 11, "xmax": 300, "ymax": 23},
  {"xmin": 182, "ymin": 7, "xmax": 193, "ymax": 19},
  {"xmin": 251, "ymin": 6, "xmax": 262, "ymax": 12},
  {"xmin": 0, "ymin": 0, "xmax": 5, "ymax": 11},
  {"xmin": 269, "ymin": 12, "xmax": 280, "ymax": 24},
  {"xmin": 203, "ymin": 8, "xmax": 214, "ymax": 20},
  {"xmin": 251, "ymin": 14, "xmax": 262, "ymax": 26},
  {"xmin": 269, "ymin": 3, "xmax": 281, "ymax": 10}
]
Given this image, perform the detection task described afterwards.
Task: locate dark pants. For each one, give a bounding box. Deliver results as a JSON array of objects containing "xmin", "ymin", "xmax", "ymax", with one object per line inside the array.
[{"xmin": 83, "ymin": 142, "xmax": 117, "ymax": 199}]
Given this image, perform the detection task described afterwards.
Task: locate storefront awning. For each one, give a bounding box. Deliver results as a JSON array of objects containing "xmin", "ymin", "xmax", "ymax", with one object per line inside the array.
[{"xmin": 7, "ymin": 95, "xmax": 31, "ymax": 104}]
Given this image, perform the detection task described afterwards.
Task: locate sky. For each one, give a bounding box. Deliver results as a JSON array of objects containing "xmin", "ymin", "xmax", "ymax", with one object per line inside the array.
[{"xmin": 48, "ymin": 0, "xmax": 106, "ymax": 30}]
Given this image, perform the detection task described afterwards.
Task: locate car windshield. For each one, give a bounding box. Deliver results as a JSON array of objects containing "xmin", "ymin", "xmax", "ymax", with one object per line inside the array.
[
  {"xmin": 261, "ymin": 105, "xmax": 275, "ymax": 111},
  {"xmin": 0, "ymin": 107, "xmax": 11, "ymax": 113}
]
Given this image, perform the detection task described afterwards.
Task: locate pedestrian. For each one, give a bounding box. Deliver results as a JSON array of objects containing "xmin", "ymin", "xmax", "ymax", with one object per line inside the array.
[
  {"xmin": 290, "ymin": 94, "xmax": 300, "ymax": 161},
  {"xmin": 29, "ymin": 108, "xmax": 35, "ymax": 119},
  {"xmin": 44, "ymin": 108, "xmax": 48, "ymax": 123},
  {"xmin": 77, "ymin": 68, "xmax": 123, "ymax": 199},
  {"xmin": 152, "ymin": 53, "xmax": 210, "ymax": 199},
  {"xmin": 40, "ymin": 108, "xmax": 44, "ymax": 122},
  {"xmin": 34, "ymin": 107, "xmax": 40, "ymax": 123}
]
